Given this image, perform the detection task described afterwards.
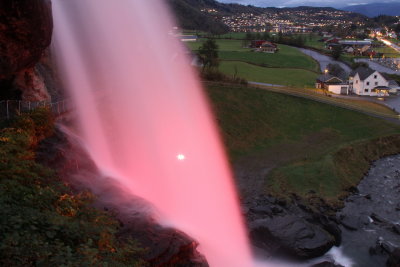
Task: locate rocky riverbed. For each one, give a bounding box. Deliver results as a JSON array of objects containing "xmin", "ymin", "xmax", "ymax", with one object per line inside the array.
[
  {"xmin": 239, "ymin": 154, "xmax": 400, "ymax": 267},
  {"xmin": 336, "ymin": 155, "xmax": 400, "ymax": 267}
]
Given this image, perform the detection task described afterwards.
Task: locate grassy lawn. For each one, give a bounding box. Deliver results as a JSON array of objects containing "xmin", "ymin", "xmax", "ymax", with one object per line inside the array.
[
  {"xmin": 218, "ymin": 32, "xmax": 248, "ymax": 39},
  {"xmin": 303, "ymin": 34, "xmax": 326, "ymax": 50},
  {"xmin": 207, "ymin": 83, "xmax": 400, "ymax": 205},
  {"xmin": 186, "ymin": 38, "xmax": 248, "ymax": 51},
  {"xmin": 220, "ymin": 45, "xmax": 319, "ymax": 72},
  {"xmin": 219, "ymin": 61, "xmax": 318, "ymax": 87},
  {"xmin": 250, "ymin": 83, "xmax": 398, "ymax": 117},
  {"xmin": 187, "ymin": 39, "xmax": 319, "ymax": 72},
  {"xmin": 374, "ymin": 45, "xmax": 400, "ymax": 57}
]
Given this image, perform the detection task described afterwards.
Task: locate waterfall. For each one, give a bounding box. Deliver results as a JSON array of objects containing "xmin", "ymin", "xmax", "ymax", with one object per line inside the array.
[{"xmin": 51, "ymin": 0, "xmax": 255, "ymax": 266}]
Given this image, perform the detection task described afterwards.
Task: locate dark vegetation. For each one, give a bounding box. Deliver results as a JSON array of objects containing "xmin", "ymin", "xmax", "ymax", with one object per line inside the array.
[
  {"xmin": 167, "ymin": 0, "xmax": 229, "ymax": 34},
  {"xmin": 197, "ymin": 39, "xmax": 247, "ymax": 85},
  {"xmin": 0, "ymin": 109, "xmax": 145, "ymax": 266},
  {"xmin": 243, "ymin": 31, "xmax": 306, "ymax": 48},
  {"xmin": 387, "ymin": 74, "xmax": 400, "ymax": 84},
  {"xmin": 198, "ymin": 39, "xmax": 220, "ymax": 70}
]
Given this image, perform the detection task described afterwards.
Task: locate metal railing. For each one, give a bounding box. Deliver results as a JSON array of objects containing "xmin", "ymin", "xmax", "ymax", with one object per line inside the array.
[{"xmin": 0, "ymin": 99, "xmax": 72, "ymax": 120}]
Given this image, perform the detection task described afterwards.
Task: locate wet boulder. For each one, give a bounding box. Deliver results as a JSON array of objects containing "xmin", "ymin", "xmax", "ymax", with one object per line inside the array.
[
  {"xmin": 311, "ymin": 261, "xmax": 344, "ymax": 267},
  {"xmin": 387, "ymin": 248, "xmax": 400, "ymax": 267},
  {"xmin": 250, "ymin": 215, "xmax": 335, "ymax": 259},
  {"xmin": 337, "ymin": 214, "xmax": 360, "ymax": 230},
  {"xmin": 118, "ymin": 218, "xmax": 208, "ymax": 266},
  {"xmin": 393, "ymin": 224, "xmax": 400, "ymax": 235}
]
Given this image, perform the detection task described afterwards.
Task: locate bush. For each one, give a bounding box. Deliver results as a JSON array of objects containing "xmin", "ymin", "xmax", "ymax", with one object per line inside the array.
[
  {"xmin": 0, "ymin": 109, "xmax": 146, "ymax": 266},
  {"xmin": 201, "ymin": 69, "xmax": 248, "ymax": 85}
]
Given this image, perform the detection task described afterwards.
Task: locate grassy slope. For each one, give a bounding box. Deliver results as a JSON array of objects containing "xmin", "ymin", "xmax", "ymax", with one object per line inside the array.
[
  {"xmin": 219, "ymin": 61, "xmax": 318, "ymax": 87},
  {"xmin": 206, "ymin": 83, "xmax": 400, "ymax": 205},
  {"xmin": 220, "ymin": 44, "xmax": 319, "ymax": 72},
  {"xmin": 375, "ymin": 45, "xmax": 400, "ymax": 57},
  {"xmin": 187, "ymin": 38, "xmax": 320, "ymax": 87}
]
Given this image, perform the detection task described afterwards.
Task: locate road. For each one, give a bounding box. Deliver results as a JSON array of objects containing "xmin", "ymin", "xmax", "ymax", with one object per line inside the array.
[{"xmin": 296, "ymin": 47, "xmax": 352, "ymax": 74}]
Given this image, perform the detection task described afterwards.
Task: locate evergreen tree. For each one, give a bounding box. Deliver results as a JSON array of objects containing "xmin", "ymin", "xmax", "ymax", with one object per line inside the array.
[{"xmin": 198, "ymin": 38, "xmax": 219, "ymax": 71}]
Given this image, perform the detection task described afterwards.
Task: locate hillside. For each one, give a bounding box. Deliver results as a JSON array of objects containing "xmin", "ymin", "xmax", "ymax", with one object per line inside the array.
[
  {"xmin": 167, "ymin": 0, "xmax": 229, "ymax": 34},
  {"xmin": 206, "ymin": 82, "xmax": 400, "ymax": 203},
  {"xmin": 168, "ymin": 0, "xmax": 367, "ymax": 33},
  {"xmin": 342, "ymin": 2, "xmax": 400, "ymax": 17}
]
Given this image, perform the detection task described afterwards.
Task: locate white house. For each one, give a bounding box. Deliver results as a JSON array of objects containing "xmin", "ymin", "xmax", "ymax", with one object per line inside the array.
[{"xmin": 349, "ymin": 67, "xmax": 390, "ymax": 96}]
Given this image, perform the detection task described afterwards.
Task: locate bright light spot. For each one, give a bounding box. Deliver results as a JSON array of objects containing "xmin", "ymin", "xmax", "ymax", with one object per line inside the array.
[{"xmin": 177, "ymin": 154, "xmax": 185, "ymax": 161}]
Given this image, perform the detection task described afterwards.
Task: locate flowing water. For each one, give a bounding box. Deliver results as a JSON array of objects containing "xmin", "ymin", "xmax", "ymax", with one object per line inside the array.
[{"xmin": 51, "ymin": 1, "xmax": 255, "ymax": 266}]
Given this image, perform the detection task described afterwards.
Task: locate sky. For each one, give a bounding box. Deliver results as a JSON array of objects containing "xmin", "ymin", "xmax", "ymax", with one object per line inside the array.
[{"xmin": 216, "ymin": 0, "xmax": 400, "ymax": 8}]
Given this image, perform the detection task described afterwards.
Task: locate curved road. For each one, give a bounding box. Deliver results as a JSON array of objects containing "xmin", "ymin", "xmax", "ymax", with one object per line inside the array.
[{"xmin": 296, "ymin": 47, "xmax": 352, "ymax": 74}]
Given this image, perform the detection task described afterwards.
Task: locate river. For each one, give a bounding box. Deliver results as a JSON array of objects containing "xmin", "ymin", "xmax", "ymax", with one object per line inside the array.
[{"xmin": 338, "ymin": 154, "xmax": 400, "ymax": 266}]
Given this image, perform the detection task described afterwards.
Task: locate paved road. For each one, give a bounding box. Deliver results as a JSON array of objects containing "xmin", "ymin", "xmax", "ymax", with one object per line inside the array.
[
  {"xmin": 296, "ymin": 47, "xmax": 352, "ymax": 74},
  {"xmin": 249, "ymin": 81, "xmax": 285, "ymax": 88}
]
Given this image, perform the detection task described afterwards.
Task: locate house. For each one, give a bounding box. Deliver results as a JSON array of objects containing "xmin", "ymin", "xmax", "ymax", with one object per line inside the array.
[
  {"xmin": 325, "ymin": 37, "xmax": 341, "ymax": 44},
  {"xmin": 339, "ymin": 40, "xmax": 372, "ymax": 47},
  {"xmin": 315, "ymin": 74, "xmax": 349, "ymax": 95},
  {"xmin": 258, "ymin": 41, "xmax": 278, "ymax": 53},
  {"xmin": 180, "ymin": 35, "xmax": 198, "ymax": 42},
  {"xmin": 344, "ymin": 46, "xmax": 355, "ymax": 53},
  {"xmin": 349, "ymin": 67, "xmax": 390, "ymax": 96},
  {"xmin": 250, "ymin": 40, "xmax": 267, "ymax": 48}
]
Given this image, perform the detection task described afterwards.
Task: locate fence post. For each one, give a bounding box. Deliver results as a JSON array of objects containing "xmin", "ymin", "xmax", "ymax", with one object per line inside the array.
[{"xmin": 6, "ymin": 100, "xmax": 9, "ymax": 120}]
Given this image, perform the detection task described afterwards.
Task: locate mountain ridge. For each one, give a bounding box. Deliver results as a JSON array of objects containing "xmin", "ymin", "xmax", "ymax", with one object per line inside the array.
[{"xmin": 341, "ymin": 2, "xmax": 400, "ymax": 17}]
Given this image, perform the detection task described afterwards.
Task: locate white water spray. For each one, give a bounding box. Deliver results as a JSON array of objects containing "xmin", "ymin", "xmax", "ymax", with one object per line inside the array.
[{"xmin": 51, "ymin": 0, "xmax": 258, "ymax": 266}]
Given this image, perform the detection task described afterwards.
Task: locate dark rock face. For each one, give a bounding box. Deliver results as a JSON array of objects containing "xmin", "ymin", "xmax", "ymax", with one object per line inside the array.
[
  {"xmin": 118, "ymin": 217, "xmax": 208, "ymax": 267},
  {"xmin": 387, "ymin": 248, "xmax": 400, "ymax": 267},
  {"xmin": 246, "ymin": 195, "xmax": 337, "ymax": 260},
  {"xmin": 0, "ymin": 0, "xmax": 53, "ymax": 80},
  {"xmin": 250, "ymin": 215, "xmax": 335, "ymax": 259},
  {"xmin": 14, "ymin": 66, "xmax": 50, "ymax": 101},
  {"xmin": 338, "ymin": 214, "xmax": 360, "ymax": 230},
  {"xmin": 311, "ymin": 261, "xmax": 344, "ymax": 267}
]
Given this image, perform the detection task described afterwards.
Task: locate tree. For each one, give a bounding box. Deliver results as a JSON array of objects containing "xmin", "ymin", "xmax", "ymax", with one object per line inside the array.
[
  {"xmin": 351, "ymin": 61, "xmax": 369, "ymax": 70},
  {"xmin": 198, "ymin": 38, "xmax": 219, "ymax": 71},
  {"xmin": 331, "ymin": 45, "xmax": 342, "ymax": 60},
  {"xmin": 327, "ymin": 63, "xmax": 345, "ymax": 78}
]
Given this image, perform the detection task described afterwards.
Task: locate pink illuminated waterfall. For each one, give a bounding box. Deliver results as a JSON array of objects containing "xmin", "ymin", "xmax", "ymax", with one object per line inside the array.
[{"xmin": 52, "ymin": 0, "xmax": 253, "ymax": 266}]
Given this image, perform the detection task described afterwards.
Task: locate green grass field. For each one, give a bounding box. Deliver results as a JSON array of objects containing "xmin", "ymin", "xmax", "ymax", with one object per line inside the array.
[
  {"xmin": 219, "ymin": 61, "xmax": 318, "ymax": 87},
  {"xmin": 302, "ymin": 34, "xmax": 327, "ymax": 50},
  {"xmin": 219, "ymin": 32, "xmax": 248, "ymax": 39},
  {"xmin": 375, "ymin": 45, "xmax": 400, "ymax": 57},
  {"xmin": 187, "ymin": 38, "xmax": 320, "ymax": 87},
  {"xmin": 220, "ymin": 44, "xmax": 319, "ymax": 72},
  {"xmin": 186, "ymin": 38, "xmax": 248, "ymax": 51},
  {"xmin": 207, "ymin": 83, "xmax": 400, "ymax": 204},
  {"xmin": 187, "ymin": 39, "xmax": 319, "ymax": 71}
]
